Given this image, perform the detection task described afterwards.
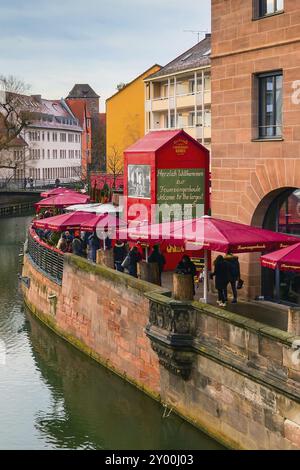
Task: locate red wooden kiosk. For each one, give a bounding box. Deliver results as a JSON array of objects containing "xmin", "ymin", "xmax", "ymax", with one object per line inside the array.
[{"xmin": 124, "ymin": 130, "xmax": 210, "ymax": 270}]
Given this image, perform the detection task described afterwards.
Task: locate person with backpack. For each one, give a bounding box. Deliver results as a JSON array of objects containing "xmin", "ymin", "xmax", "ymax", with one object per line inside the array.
[
  {"xmin": 113, "ymin": 241, "xmax": 127, "ymax": 272},
  {"xmin": 124, "ymin": 246, "xmax": 142, "ymax": 278}
]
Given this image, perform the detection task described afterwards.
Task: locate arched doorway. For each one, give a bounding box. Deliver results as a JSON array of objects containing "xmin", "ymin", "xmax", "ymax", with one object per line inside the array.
[{"xmin": 253, "ymin": 187, "xmax": 300, "ymax": 305}]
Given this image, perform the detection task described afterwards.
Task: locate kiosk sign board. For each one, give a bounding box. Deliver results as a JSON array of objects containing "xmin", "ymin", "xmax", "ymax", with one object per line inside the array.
[{"xmin": 156, "ymin": 168, "xmax": 205, "ymax": 221}]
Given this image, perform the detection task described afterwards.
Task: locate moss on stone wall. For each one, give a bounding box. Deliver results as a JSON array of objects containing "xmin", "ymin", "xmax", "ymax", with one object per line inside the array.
[{"xmin": 65, "ymin": 254, "xmax": 169, "ymax": 295}]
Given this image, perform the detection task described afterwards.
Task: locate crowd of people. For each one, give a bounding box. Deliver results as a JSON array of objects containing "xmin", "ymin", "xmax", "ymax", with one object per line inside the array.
[{"xmin": 33, "ymin": 209, "xmax": 242, "ymax": 304}]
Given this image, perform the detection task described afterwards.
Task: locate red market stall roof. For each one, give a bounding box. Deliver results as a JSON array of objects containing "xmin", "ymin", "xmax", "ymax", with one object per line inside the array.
[
  {"xmin": 81, "ymin": 214, "xmax": 127, "ymax": 232},
  {"xmin": 125, "ymin": 130, "xmax": 186, "ymax": 153},
  {"xmin": 261, "ymin": 242, "xmax": 300, "ymax": 273},
  {"xmin": 33, "ymin": 211, "xmax": 95, "ymax": 231},
  {"xmin": 36, "ymin": 193, "xmax": 90, "ymax": 209},
  {"xmin": 40, "ymin": 187, "xmax": 80, "ymax": 198},
  {"xmin": 122, "ymin": 216, "xmax": 300, "ymax": 253}
]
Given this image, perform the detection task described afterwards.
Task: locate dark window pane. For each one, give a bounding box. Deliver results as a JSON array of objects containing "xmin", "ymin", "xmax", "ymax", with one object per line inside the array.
[{"xmin": 258, "ymin": 72, "xmax": 282, "ymax": 138}]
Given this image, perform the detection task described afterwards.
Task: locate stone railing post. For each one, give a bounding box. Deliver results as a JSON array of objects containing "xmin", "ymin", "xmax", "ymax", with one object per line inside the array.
[
  {"xmin": 139, "ymin": 261, "xmax": 160, "ymax": 285},
  {"xmin": 288, "ymin": 308, "xmax": 300, "ymax": 336},
  {"xmin": 173, "ymin": 273, "xmax": 194, "ymax": 301},
  {"xmin": 96, "ymin": 249, "xmax": 114, "ymax": 269}
]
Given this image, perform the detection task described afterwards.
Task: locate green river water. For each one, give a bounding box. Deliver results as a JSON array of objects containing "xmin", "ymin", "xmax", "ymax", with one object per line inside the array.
[{"xmin": 0, "ymin": 215, "xmax": 224, "ymax": 450}]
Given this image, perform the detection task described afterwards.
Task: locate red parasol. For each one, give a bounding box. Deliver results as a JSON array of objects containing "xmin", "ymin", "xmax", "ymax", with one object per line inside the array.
[
  {"xmin": 36, "ymin": 193, "xmax": 90, "ymax": 209},
  {"xmin": 33, "ymin": 211, "xmax": 95, "ymax": 231},
  {"xmin": 122, "ymin": 216, "xmax": 299, "ymax": 303},
  {"xmin": 40, "ymin": 187, "xmax": 79, "ymax": 198},
  {"xmin": 81, "ymin": 214, "xmax": 127, "ymax": 232},
  {"xmin": 261, "ymin": 242, "xmax": 300, "ymax": 273},
  {"xmin": 123, "ymin": 216, "xmax": 300, "ymax": 253}
]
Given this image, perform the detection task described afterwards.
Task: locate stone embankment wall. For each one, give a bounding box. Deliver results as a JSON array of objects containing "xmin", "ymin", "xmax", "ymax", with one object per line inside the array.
[{"xmin": 22, "ymin": 253, "xmax": 300, "ymax": 450}]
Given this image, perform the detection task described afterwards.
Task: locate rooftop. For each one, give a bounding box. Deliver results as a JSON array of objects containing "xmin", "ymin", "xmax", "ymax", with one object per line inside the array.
[
  {"xmin": 67, "ymin": 84, "xmax": 100, "ymax": 99},
  {"xmin": 8, "ymin": 94, "xmax": 82, "ymax": 132},
  {"xmin": 145, "ymin": 34, "xmax": 211, "ymax": 81}
]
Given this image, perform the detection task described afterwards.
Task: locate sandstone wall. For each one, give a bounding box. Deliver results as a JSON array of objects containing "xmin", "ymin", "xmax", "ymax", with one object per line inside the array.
[{"xmin": 22, "ymin": 253, "xmax": 300, "ymax": 449}]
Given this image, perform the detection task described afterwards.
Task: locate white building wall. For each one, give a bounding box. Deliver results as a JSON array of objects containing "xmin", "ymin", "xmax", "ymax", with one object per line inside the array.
[{"xmin": 22, "ymin": 127, "xmax": 82, "ymax": 183}]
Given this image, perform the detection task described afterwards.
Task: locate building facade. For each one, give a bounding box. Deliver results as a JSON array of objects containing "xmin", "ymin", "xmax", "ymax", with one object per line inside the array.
[
  {"xmin": 65, "ymin": 98, "xmax": 92, "ymax": 180},
  {"xmin": 145, "ymin": 35, "xmax": 211, "ymax": 148},
  {"xmin": 67, "ymin": 84, "xmax": 105, "ymax": 173},
  {"xmin": 0, "ymin": 94, "xmax": 82, "ymax": 184},
  {"xmin": 211, "ymin": 0, "xmax": 300, "ymax": 302},
  {"xmin": 106, "ymin": 65, "xmax": 161, "ymax": 173}
]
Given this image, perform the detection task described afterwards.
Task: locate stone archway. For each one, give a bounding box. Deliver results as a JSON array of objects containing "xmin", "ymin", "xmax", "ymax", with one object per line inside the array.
[{"xmin": 243, "ymin": 186, "xmax": 300, "ymax": 300}]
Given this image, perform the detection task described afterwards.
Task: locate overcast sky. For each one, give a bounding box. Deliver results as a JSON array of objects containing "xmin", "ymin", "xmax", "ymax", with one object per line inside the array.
[{"xmin": 0, "ymin": 0, "xmax": 211, "ymax": 111}]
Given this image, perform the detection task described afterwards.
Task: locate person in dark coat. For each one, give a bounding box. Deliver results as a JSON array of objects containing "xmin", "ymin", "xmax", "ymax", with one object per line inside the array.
[
  {"xmin": 224, "ymin": 253, "xmax": 241, "ymax": 303},
  {"xmin": 113, "ymin": 241, "xmax": 127, "ymax": 272},
  {"xmin": 211, "ymin": 255, "xmax": 230, "ymax": 307},
  {"xmin": 148, "ymin": 245, "xmax": 166, "ymax": 285},
  {"xmin": 72, "ymin": 232, "xmax": 83, "ymax": 257},
  {"xmin": 87, "ymin": 232, "xmax": 101, "ymax": 262},
  {"xmin": 176, "ymin": 255, "xmax": 197, "ymax": 295},
  {"xmin": 128, "ymin": 246, "xmax": 142, "ymax": 278}
]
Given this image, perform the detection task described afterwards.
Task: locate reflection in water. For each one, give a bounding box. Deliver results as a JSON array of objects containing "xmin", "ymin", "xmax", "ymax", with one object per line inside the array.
[{"xmin": 0, "ymin": 215, "xmax": 223, "ymax": 450}]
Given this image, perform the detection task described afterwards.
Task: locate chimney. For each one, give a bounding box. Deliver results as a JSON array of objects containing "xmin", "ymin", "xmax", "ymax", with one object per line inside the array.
[{"xmin": 31, "ymin": 94, "xmax": 42, "ymax": 103}]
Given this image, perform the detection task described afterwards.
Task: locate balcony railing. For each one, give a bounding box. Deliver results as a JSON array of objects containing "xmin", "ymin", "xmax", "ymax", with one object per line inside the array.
[{"xmin": 27, "ymin": 227, "xmax": 64, "ymax": 285}]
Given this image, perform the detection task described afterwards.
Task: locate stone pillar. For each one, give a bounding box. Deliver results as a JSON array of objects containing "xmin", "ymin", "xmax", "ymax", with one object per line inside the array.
[
  {"xmin": 288, "ymin": 309, "xmax": 300, "ymax": 336},
  {"xmin": 139, "ymin": 261, "xmax": 160, "ymax": 285},
  {"xmin": 96, "ymin": 249, "xmax": 114, "ymax": 269},
  {"xmin": 173, "ymin": 273, "xmax": 194, "ymax": 301}
]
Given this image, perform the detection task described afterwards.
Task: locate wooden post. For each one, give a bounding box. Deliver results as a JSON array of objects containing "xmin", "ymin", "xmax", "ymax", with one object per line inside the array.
[
  {"xmin": 288, "ymin": 309, "xmax": 300, "ymax": 336},
  {"xmin": 139, "ymin": 261, "xmax": 160, "ymax": 285},
  {"xmin": 173, "ymin": 273, "xmax": 194, "ymax": 301},
  {"xmin": 96, "ymin": 249, "xmax": 103, "ymax": 265},
  {"xmin": 96, "ymin": 249, "xmax": 114, "ymax": 269}
]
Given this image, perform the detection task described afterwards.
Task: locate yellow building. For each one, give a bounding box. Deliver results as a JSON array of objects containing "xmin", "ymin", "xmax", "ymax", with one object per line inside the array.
[
  {"xmin": 106, "ymin": 64, "xmax": 161, "ymax": 173},
  {"xmin": 145, "ymin": 35, "xmax": 211, "ymax": 148}
]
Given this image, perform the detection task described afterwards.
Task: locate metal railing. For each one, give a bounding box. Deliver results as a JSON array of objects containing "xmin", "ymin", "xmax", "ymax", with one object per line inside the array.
[
  {"xmin": 0, "ymin": 178, "xmax": 83, "ymax": 191},
  {"xmin": 27, "ymin": 227, "xmax": 64, "ymax": 285}
]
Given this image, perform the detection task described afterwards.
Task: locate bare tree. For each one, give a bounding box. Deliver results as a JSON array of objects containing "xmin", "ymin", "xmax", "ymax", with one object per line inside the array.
[
  {"xmin": 106, "ymin": 145, "xmax": 124, "ymax": 189},
  {"xmin": 0, "ymin": 76, "xmax": 31, "ymax": 165}
]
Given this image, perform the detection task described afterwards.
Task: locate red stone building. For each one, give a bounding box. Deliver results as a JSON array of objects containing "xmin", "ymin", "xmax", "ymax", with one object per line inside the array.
[
  {"xmin": 67, "ymin": 85, "xmax": 106, "ymax": 173},
  {"xmin": 211, "ymin": 0, "xmax": 300, "ymax": 303},
  {"xmin": 66, "ymin": 99, "xmax": 92, "ymax": 180}
]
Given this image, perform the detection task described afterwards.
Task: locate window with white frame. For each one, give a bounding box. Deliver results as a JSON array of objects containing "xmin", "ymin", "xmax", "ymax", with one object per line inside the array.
[{"xmin": 254, "ymin": 0, "xmax": 284, "ymax": 18}]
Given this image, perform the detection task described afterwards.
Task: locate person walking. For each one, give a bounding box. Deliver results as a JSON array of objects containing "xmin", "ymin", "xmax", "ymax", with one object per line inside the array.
[
  {"xmin": 29, "ymin": 177, "xmax": 34, "ymax": 190},
  {"xmin": 113, "ymin": 241, "xmax": 127, "ymax": 272},
  {"xmin": 224, "ymin": 253, "xmax": 241, "ymax": 304},
  {"xmin": 211, "ymin": 255, "xmax": 230, "ymax": 307},
  {"xmin": 176, "ymin": 255, "xmax": 197, "ymax": 295},
  {"xmin": 23, "ymin": 177, "xmax": 27, "ymax": 190},
  {"xmin": 127, "ymin": 246, "xmax": 142, "ymax": 278},
  {"xmin": 148, "ymin": 245, "xmax": 166, "ymax": 285}
]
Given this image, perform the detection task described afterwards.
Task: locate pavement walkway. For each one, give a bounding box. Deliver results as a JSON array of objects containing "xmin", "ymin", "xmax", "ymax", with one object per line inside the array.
[{"xmin": 161, "ymin": 272, "xmax": 289, "ymax": 331}]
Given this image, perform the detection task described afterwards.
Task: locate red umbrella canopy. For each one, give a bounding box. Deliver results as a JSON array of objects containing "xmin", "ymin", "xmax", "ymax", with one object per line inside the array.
[
  {"xmin": 261, "ymin": 242, "xmax": 300, "ymax": 272},
  {"xmin": 123, "ymin": 216, "xmax": 300, "ymax": 253},
  {"xmin": 81, "ymin": 214, "xmax": 127, "ymax": 232},
  {"xmin": 36, "ymin": 193, "xmax": 90, "ymax": 209},
  {"xmin": 33, "ymin": 211, "xmax": 95, "ymax": 231},
  {"xmin": 40, "ymin": 187, "xmax": 79, "ymax": 198}
]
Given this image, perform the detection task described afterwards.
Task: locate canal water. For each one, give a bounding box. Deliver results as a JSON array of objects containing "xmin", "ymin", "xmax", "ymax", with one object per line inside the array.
[{"xmin": 0, "ymin": 215, "xmax": 224, "ymax": 450}]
